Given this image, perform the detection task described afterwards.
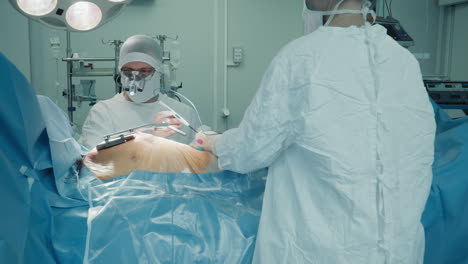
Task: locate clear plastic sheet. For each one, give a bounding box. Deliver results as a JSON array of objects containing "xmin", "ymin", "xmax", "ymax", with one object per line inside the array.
[{"xmin": 84, "ymin": 170, "xmax": 266, "ymax": 264}]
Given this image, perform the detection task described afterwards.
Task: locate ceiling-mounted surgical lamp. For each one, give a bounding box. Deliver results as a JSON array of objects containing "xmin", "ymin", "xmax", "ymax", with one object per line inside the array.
[{"xmin": 9, "ymin": 0, "xmax": 132, "ymax": 32}]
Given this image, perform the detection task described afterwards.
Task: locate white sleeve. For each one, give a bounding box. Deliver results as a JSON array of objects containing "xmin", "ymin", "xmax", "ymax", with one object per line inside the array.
[
  {"xmin": 78, "ymin": 104, "xmax": 112, "ymax": 149},
  {"xmin": 213, "ymin": 55, "xmax": 302, "ymax": 173}
]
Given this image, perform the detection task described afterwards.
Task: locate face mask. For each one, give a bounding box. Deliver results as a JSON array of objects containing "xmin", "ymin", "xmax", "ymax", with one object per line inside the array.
[
  {"xmin": 302, "ymin": 4, "xmax": 324, "ymax": 35},
  {"xmin": 121, "ymin": 71, "xmax": 161, "ymax": 103},
  {"xmin": 302, "ymin": 0, "xmax": 376, "ymax": 35}
]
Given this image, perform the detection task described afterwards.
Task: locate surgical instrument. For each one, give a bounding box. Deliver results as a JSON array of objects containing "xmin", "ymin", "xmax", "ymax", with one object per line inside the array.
[
  {"xmin": 158, "ymin": 100, "xmax": 198, "ymax": 133},
  {"xmin": 97, "ymin": 122, "xmax": 170, "ymax": 151}
]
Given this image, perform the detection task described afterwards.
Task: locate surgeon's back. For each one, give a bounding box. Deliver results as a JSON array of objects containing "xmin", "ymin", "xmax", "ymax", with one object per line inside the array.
[{"xmin": 250, "ymin": 24, "xmax": 436, "ymax": 263}]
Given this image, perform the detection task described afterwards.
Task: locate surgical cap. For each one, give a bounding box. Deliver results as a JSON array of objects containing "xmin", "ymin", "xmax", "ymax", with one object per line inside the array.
[{"xmin": 118, "ymin": 35, "xmax": 163, "ymax": 70}]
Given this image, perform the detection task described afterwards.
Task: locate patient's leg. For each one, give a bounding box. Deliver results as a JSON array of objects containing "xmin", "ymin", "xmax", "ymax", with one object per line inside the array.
[{"xmin": 83, "ymin": 132, "xmax": 220, "ymax": 180}]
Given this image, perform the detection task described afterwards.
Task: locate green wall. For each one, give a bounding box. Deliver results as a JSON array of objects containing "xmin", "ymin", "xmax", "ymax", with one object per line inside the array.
[
  {"xmin": 451, "ymin": 3, "xmax": 468, "ymax": 80},
  {"xmin": 0, "ymin": 1, "xmax": 31, "ymax": 81}
]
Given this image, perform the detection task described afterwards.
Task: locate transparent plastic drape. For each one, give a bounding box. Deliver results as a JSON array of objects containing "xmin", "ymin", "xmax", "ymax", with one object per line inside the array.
[{"xmin": 84, "ymin": 170, "xmax": 266, "ymax": 264}]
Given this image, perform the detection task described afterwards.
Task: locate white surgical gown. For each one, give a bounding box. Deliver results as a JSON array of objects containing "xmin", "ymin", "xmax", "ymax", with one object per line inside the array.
[
  {"xmin": 214, "ymin": 24, "xmax": 436, "ymax": 263},
  {"xmin": 79, "ymin": 93, "xmax": 198, "ymax": 149}
]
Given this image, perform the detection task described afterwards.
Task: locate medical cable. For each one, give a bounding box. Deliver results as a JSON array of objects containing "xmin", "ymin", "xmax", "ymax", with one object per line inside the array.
[
  {"xmin": 157, "ymin": 100, "xmax": 197, "ymax": 133},
  {"xmin": 383, "ymin": 0, "xmax": 392, "ymax": 17},
  {"xmin": 389, "ymin": 0, "xmax": 394, "ymax": 17},
  {"xmin": 160, "ymin": 88, "xmax": 206, "ymax": 133}
]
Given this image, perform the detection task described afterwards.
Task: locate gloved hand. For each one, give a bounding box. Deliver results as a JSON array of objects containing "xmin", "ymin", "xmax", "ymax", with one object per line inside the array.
[
  {"xmin": 191, "ymin": 132, "xmax": 219, "ymax": 153},
  {"xmin": 153, "ymin": 111, "xmax": 182, "ymax": 138}
]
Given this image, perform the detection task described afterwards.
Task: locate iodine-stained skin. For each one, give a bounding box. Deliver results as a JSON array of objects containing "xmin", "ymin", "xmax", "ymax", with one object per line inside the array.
[{"xmin": 83, "ymin": 132, "xmax": 220, "ymax": 180}]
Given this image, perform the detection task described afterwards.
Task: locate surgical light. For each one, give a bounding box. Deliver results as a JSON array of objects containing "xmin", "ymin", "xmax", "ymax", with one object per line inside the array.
[
  {"xmin": 65, "ymin": 2, "xmax": 102, "ymax": 31},
  {"xmin": 9, "ymin": 0, "xmax": 132, "ymax": 32},
  {"xmin": 17, "ymin": 0, "xmax": 57, "ymax": 16}
]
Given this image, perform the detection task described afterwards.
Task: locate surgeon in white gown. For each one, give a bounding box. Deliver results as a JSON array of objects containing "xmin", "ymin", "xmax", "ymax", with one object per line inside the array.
[
  {"xmin": 79, "ymin": 35, "xmax": 199, "ymax": 149},
  {"xmin": 194, "ymin": 0, "xmax": 436, "ymax": 263}
]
